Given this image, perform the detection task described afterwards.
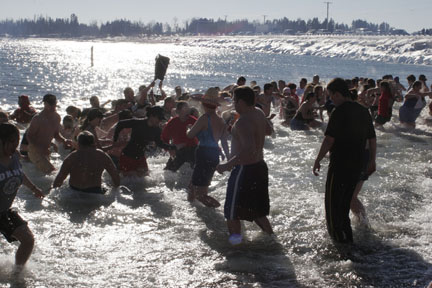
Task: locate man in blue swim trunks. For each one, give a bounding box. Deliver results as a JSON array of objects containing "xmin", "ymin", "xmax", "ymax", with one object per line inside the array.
[{"xmin": 217, "ymin": 86, "xmax": 274, "ymax": 245}]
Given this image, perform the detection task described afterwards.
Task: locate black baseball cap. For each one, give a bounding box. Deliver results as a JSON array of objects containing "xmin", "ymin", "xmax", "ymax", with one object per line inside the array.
[
  {"xmin": 43, "ymin": 94, "xmax": 57, "ymax": 105},
  {"xmin": 147, "ymin": 106, "xmax": 166, "ymax": 120}
]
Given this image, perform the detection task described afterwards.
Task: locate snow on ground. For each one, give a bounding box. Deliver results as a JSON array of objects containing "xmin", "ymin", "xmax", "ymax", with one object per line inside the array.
[{"xmin": 176, "ymin": 35, "xmax": 432, "ymax": 65}]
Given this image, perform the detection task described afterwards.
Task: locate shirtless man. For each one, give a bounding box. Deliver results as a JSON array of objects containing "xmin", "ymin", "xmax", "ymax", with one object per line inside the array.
[
  {"xmin": 53, "ymin": 131, "xmax": 120, "ymax": 193},
  {"xmin": 26, "ymin": 94, "xmax": 71, "ymax": 174},
  {"xmin": 217, "ymin": 85, "xmax": 273, "ymax": 245},
  {"xmin": 256, "ymin": 83, "xmax": 274, "ymax": 117}
]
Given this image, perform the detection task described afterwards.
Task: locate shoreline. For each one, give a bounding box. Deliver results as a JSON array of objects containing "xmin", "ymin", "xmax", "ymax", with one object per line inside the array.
[{"xmin": 1, "ymin": 34, "xmax": 432, "ymax": 66}]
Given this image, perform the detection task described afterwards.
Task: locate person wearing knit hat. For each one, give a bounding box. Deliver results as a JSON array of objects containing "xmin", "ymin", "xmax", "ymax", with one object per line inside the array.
[{"xmin": 186, "ymin": 87, "xmax": 229, "ymax": 207}]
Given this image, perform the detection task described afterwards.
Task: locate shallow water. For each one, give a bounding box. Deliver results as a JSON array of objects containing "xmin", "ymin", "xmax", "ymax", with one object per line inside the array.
[{"xmin": 1, "ymin": 38, "xmax": 432, "ymax": 287}]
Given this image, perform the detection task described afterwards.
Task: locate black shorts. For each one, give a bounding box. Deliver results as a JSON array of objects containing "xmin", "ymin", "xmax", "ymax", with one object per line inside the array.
[
  {"xmin": 70, "ymin": 185, "xmax": 106, "ymax": 194},
  {"xmin": 164, "ymin": 146, "xmax": 196, "ymax": 172},
  {"xmin": 224, "ymin": 160, "xmax": 270, "ymax": 221},
  {"xmin": 191, "ymin": 146, "xmax": 219, "ymax": 187},
  {"xmin": 0, "ymin": 209, "xmax": 27, "ymax": 243},
  {"xmin": 375, "ymin": 114, "xmax": 390, "ymax": 125}
]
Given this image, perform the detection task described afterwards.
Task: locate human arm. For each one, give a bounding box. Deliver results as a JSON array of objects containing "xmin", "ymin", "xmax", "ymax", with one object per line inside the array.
[
  {"xmin": 186, "ymin": 115, "xmax": 205, "ymax": 139},
  {"xmin": 137, "ymin": 81, "xmax": 156, "ymax": 106},
  {"xmin": 113, "ymin": 119, "xmax": 134, "ymax": 142},
  {"xmin": 313, "ymin": 136, "xmax": 335, "ymax": 176},
  {"xmin": 220, "ymin": 127, "xmax": 229, "ymax": 160},
  {"xmin": 22, "ymin": 173, "xmax": 44, "ymax": 198},
  {"xmin": 52, "ymin": 156, "xmax": 72, "ymax": 188},
  {"xmin": 367, "ymin": 138, "xmax": 376, "ymax": 176},
  {"xmin": 103, "ymin": 153, "xmax": 120, "ymax": 188},
  {"xmin": 216, "ymin": 120, "xmax": 255, "ymax": 173},
  {"xmin": 159, "ymin": 81, "xmax": 167, "ymax": 100}
]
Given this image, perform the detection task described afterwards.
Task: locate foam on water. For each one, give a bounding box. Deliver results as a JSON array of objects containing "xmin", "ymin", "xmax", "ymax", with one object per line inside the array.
[{"xmin": 0, "ymin": 38, "xmax": 432, "ymax": 287}]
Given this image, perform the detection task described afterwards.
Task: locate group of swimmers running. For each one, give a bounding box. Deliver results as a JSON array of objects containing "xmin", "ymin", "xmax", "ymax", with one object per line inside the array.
[{"xmin": 1, "ymin": 73, "xmax": 432, "ymax": 272}]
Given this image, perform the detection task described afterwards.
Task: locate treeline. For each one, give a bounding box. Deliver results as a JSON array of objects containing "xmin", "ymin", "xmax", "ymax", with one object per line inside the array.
[
  {"xmin": 419, "ymin": 29, "xmax": 432, "ymax": 36},
  {"xmin": 0, "ymin": 14, "xmax": 410, "ymax": 37}
]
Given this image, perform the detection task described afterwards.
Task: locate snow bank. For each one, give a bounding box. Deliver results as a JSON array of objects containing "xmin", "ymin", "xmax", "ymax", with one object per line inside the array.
[{"xmin": 176, "ymin": 35, "xmax": 432, "ymax": 65}]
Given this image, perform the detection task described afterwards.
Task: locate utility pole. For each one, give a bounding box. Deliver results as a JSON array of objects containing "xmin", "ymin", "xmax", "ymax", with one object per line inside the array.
[
  {"xmin": 224, "ymin": 15, "xmax": 228, "ymax": 35},
  {"xmin": 324, "ymin": 1, "xmax": 332, "ymax": 31}
]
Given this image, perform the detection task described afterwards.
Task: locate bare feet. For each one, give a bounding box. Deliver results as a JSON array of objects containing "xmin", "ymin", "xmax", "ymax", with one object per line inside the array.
[{"xmin": 197, "ymin": 195, "xmax": 220, "ymax": 208}]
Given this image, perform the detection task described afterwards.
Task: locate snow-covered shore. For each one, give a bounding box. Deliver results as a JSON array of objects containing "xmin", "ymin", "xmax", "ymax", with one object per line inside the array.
[{"xmin": 175, "ymin": 35, "xmax": 432, "ymax": 65}]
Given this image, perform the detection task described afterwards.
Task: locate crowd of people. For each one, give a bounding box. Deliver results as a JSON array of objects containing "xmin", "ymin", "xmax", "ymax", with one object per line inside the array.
[{"xmin": 1, "ymin": 73, "xmax": 432, "ymax": 271}]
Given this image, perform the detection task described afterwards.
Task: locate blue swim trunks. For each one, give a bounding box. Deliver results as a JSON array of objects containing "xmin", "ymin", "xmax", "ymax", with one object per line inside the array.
[{"xmin": 224, "ymin": 160, "xmax": 270, "ymax": 221}]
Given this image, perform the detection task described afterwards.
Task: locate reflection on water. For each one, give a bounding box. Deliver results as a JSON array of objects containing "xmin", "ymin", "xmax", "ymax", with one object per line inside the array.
[{"xmin": 0, "ymin": 39, "xmax": 431, "ymax": 287}]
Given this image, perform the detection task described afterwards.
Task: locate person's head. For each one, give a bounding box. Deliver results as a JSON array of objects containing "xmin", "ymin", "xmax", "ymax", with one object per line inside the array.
[
  {"xmin": 0, "ymin": 111, "xmax": 9, "ymax": 123},
  {"xmin": 304, "ymin": 84, "xmax": 314, "ymax": 96},
  {"xmin": 312, "ymin": 75, "xmax": 320, "ymax": 85},
  {"xmin": 412, "ymin": 80, "xmax": 422, "ymax": 91},
  {"xmin": 282, "ymin": 87, "xmax": 290, "ymax": 96},
  {"xmin": 394, "ymin": 76, "xmax": 400, "ymax": 84},
  {"xmin": 250, "ymin": 80, "xmax": 257, "ymax": 87},
  {"xmin": 304, "ymin": 92, "xmax": 316, "ymax": 103},
  {"xmin": 233, "ymin": 86, "xmax": 255, "ymax": 113},
  {"xmin": 174, "ymin": 86, "xmax": 182, "ymax": 96},
  {"xmin": 146, "ymin": 106, "xmax": 166, "ymax": 126},
  {"xmin": 380, "ymin": 81, "xmax": 391, "ymax": 93},
  {"xmin": 278, "ymin": 80, "xmax": 286, "ymax": 91},
  {"xmin": 66, "ymin": 106, "xmax": 81, "ymax": 119},
  {"xmin": 349, "ymin": 89, "xmax": 358, "ymax": 101},
  {"xmin": 62, "ymin": 115, "xmax": 74, "ymax": 130},
  {"xmin": 175, "ymin": 101, "xmax": 190, "ymax": 118},
  {"xmin": 163, "ymin": 96, "xmax": 176, "ymax": 111},
  {"xmin": 263, "ymin": 83, "xmax": 273, "ymax": 95},
  {"xmin": 299, "ymin": 78, "xmax": 307, "ymax": 89},
  {"xmin": 81, "ymin": 108, "xmax": 103, "ymax": 130},
  {"xmin": 123, "ymin": 87, "xmax": 135, "ymax": 102},
  {"xmin": 407, "ymin": 74, "xmax": 416, "ymax": 84},
  {"xmin": 419, "ymin": 74, "xmax": 427, "ymax": 82},
  {"xmin": 313, "ymin": 85, "xmax": 323, "ymax": 100},
  {"xmin": 287, "ymin": 83, "xmax": 297, "ymax": 94},
  {"xmin": 43, "ymin": 94, "xmax": 57, "ymax": 111},
  {"xmin": 352, "ymin": 77, "xmax": 359, "ymax": 87},
  {"xmin": 252, "ymin": 85, "xmax": 261, "ymax": 97},
  {"xmin": 236, "ymin": 76, "xmax": 246, "ymax": 86},
  {"xmin": 90, "ymin": 96, "xmax": 100, "ymax": 108},
  {"xmin": 326, "ymin": 78, "xmax": 351, "ymax": 106},
  {"xmin": 367, "ymin": 78, "xmax": 376, "ymax": 88},
  {"xmin": 18, "ymin": 95, "xmax": 31, "ymax": 109},
  {"xmin": 118, "ymin": 109, "xmax": 133, "ymax": 121},
  {"xmin": 77, "ymin": 131, "xmax": 95, "ymax": 148},
  {"xmin": 0, "ymin": 122, "xmax": 19, "ymax": 156},
  {"xmin": 270, "ymin": 81, "xmax": 278, "ymax": 91},
  {"xmin": 200, "ymin": 87, "xmax": 220, "ymax": 111},
  {"xmin": 114, "ymin": 99, "xmax": 129, "ymax": 112}
]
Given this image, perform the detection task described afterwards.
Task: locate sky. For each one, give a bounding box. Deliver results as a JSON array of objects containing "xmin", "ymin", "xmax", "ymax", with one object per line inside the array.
[{"xmin": 1, "ymin": 0, "xmax": 431, "ymax": 33}]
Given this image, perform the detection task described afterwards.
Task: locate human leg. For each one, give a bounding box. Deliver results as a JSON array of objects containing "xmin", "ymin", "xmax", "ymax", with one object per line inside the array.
[
  {"xmin": 11, "ymin": 225, "xmax": 35, "ymax": 266},
  {"xmin": 350, "ymin": 181, "xmax": 366, "ymax": 217},
  {"xmin": 254, "ymin": 217, "xmax": 274, "ymax": 234},
  {"xmin": 325, "ymin": 168, "xmax": 357, "ymax": 243}
]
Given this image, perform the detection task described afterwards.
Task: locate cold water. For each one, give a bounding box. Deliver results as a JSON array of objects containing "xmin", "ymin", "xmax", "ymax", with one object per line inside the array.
[{"xmin": 0, "ymin": 38, "xmax": 432, "ymax": 287}]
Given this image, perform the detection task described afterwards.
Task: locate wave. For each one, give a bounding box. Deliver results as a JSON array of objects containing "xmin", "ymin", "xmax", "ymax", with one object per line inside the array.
[{"xmin": 176, "ymin": 35, "xmax": 432, "ymax": 65}]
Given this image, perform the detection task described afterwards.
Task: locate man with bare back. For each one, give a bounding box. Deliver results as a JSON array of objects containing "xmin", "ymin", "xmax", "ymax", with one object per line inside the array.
[
  {"xmin": 217, "ymin": 85, "xmax": 274, "ymax": 245},
  {"xmin": 26, "ymin": 94, "xmax": 71, "ymax": 174},
  {"xmin": 53, "ymin": 131, "xmax": 120, "ymax": 193}
]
